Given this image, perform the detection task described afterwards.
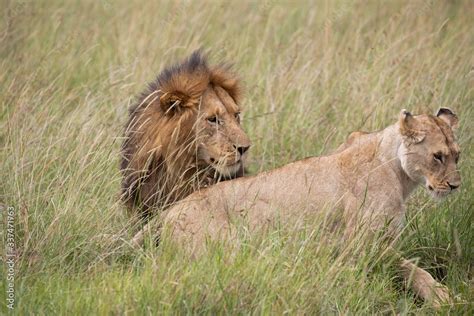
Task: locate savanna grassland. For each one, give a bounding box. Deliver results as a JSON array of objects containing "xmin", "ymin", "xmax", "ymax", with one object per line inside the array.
[{"xmin": 1, "ymin": 0, "xmax": 473, "ymax": 314}]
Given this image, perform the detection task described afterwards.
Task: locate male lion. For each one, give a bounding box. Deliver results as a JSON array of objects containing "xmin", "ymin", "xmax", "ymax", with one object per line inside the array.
[
  {"xmin": 121, "ymin": 51, "xmax": 251, "ymax": 218},
  {"xmin": 135, "ymin": 108, "xmax": 461, "ymax": 307}
]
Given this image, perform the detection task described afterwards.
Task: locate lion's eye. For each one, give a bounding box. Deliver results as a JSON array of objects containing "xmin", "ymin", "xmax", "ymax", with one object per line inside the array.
[
  {"xmin": 234, "ymin": 112, "xmax": 240, "ymax": 122},
  {"xmin": 433, "ymin": 152, "xmax": 443, "ymax": 163},
  {"xmin": 207, "ymin": 116, "xmax": 218, "ymax": 124}
]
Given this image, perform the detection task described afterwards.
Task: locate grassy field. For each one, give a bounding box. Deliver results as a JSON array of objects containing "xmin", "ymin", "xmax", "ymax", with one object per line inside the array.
[{"xmin": 1, "ymin": 0, "xmax": 473, "ymax": 314}]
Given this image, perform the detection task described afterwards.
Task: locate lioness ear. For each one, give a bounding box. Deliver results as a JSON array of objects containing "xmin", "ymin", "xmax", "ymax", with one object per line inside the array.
[
  {"xmin": 436, "ymin": 107, "xmax": 459, "ymax": 130},
  {"xmin": 399, "ymin": 109, "xmax": 425, "ymax": 144},
  {"xmin": 159, "ymin": 91, "xmax": 190, "ymax": 114}
]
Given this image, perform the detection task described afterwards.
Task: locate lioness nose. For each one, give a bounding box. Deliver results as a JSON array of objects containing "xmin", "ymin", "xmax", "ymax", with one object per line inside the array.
[
  {"xmin": 448, "ymin": 182, "xmax": 459, "ymax": 190},
  {"xmin": 235, "ymin": 145, "xmax": 250, "ymax": 155}
]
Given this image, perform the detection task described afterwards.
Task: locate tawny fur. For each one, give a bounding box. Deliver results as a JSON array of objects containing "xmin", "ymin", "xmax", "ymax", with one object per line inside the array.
[
  {"xmin": 121, "ymin": 51, "xmax": 250, "ymax": 218},
  {"xmin": 135, "ymin": 108, "xmax": 460, "ymax": 307}
]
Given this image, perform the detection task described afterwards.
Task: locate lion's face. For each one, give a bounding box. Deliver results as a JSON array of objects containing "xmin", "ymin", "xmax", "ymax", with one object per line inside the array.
[
  {"xmin": 399, "ymin": 109, "xmax": 461, "ymax": 199},
  {"xmin": 194, "ymin": 86, "xmax": 251, "ymax": 178},
  {"xmin": 121, "ymin": 51, "xmax": 251, "ymax": 215}
]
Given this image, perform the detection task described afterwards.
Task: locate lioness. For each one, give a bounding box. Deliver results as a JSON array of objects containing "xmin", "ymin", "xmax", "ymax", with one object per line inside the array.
[
  {"xmin": 121, "ymin": 51, "xmax": 251, "ymax": 218},
  {"xmin": 136, "ymin": 108, "xmax": 461, "ymax": 306}
]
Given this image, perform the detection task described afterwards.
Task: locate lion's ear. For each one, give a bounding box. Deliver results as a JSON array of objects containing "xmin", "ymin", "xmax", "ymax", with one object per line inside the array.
[
  {"xmin": 159, "ymin": 91, "xmax": 191, "ymax": 114},
  {"xmin": 436, "ymin": 107, "xmax": 459, "ymax": 130},
  {"xmin": 399, "ymin": 109, "xmax": 425, "ymax": 144}
]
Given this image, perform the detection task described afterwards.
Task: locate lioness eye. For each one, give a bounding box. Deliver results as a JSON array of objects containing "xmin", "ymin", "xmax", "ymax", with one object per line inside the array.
[
  {"xmin": 235, "ymin": 112, "xmax": 240, "ymax": 122},
  {"xmin": 207, "ymin": 116, "xmax": 218, "ymax": 124},
  {"xmin": 433, "ymin": 152, "xmax": 443, "ymax": 163}
]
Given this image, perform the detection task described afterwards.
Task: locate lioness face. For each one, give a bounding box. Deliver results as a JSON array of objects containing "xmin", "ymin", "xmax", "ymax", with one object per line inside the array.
[
  {"xmin": 195, "ymin": 85, "xmax": 251, "ymax": 178},
  {"xmin": 399, "ymin": 109, "xmax": 461, "ymax": 199}
]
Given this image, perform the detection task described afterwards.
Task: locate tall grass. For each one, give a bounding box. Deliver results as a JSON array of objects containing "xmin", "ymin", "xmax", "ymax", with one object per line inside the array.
[{"xmin": 1, "ymin": 0, "xmax": 473, "ymax": 314}]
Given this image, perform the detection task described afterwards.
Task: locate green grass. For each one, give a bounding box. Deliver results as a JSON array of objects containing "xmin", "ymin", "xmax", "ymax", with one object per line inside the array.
[{"xmin": 1, "ymin": 0, "xmax": 473, "ymax": 314}]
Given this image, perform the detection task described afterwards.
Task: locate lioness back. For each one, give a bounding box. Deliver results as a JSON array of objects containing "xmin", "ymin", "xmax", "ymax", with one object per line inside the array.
[{"xmin": 159, "ymin": 109, "xmax": 461, "ymax": 253}]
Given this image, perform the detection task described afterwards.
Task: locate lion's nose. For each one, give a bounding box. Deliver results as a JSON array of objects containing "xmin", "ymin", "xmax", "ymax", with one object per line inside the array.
[
  {"xmin": 234, "ymin": 145, "xmax": 250, "ymax": 156},
  {"xmin": 447, "ymin": 182, "xmax": 459, "ymax": 190}
]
